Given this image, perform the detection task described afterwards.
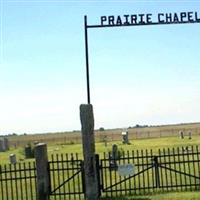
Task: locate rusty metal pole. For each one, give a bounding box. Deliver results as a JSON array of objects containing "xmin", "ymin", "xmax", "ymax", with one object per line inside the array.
[{"xmin": 84, "ymin": 15, "xmax": 91, "ymax": 104}]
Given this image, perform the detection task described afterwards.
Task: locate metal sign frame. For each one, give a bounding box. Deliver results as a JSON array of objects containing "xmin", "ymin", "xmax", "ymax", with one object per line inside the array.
[{"xmin": 84, "ymin": 12, "xmax": 200, "ymax": 104}]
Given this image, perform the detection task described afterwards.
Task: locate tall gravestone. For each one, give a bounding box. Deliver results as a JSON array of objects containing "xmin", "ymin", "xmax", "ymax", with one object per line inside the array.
[
  {"xmin": 180, "ymin": 131, "xmax": 184, "ymax": 139},
  {"xmin": 109, "ymin": 144, "xmax": 119, "ymax": 170},
  {"xmin": 0, "ymin": 138, "xmax": 9, "ymax": 152},
  {"xmin": 188, "ymin": 132, "xmax": 192, "ymax": 139},
  {"xmin": 0, "ymin": 139, "xmax": 5, "ymax": 152},
  {"xmin": 4, "ymin": 138, "xmax": 9, "ymax": 150},
  {"xmin": 103, "ymin": 135, "xmax": 107, "ymax": 147},
  {"xmin": 112, "ymin": 144, "xmax": 119, "ymax": 160},
  {"xmin": 122, "ymin": 130, "xmax": 129, "ymax": 144},
  {"xmin": 25, "ymin": 144, "xmax": 34, "ymax": 159}
]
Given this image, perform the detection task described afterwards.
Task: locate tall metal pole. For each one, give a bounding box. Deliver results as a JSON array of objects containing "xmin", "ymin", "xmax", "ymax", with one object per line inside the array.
[{"xmin": 84, "ymin": 15, "xmax": 91, "ymax": 104}]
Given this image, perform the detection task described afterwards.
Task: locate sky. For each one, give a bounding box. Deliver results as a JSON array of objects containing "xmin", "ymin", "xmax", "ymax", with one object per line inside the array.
[{"xmin": 0, "ymin": 1, "xmax": 200, "ymax": 135}]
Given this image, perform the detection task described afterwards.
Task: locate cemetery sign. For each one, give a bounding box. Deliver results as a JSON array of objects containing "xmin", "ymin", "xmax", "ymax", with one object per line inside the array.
[
  {"xmin": 100, "ymin": 12, "xmax": 200, "ymax": 27},
  {"xmin": 118, "ymin": 164, "xmax": 135, "ymax": 176},
  {"xmin": 84, "ymin": 11, "xmax": 200, "ymax": 104}
]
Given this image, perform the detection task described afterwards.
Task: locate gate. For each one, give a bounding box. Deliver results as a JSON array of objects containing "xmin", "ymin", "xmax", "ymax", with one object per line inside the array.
[
  {"xmin": 48, "ymin": 153, "xmax": 85, "ymax": 200},
  {"xmin": 0, "ymin": 146, "xmax": 200, "ymax": 199},
  {"xmin": 99, "ymin": 146, "xmax": 200, "ymax": 197}
]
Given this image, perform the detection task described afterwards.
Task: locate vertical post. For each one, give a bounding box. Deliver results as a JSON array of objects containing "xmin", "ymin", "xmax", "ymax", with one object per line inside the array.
[
  {"xmin": 154, "ymin": 156, "xmax": 160, "ymax": 188},
  {"xmin": 35, "ymin": 143, "xmax": 50, "ymax": 200},
  {"xmin": 95, "ymin": 154, "xmax": 101, "ymax": 197},
  {"xmin": 84, "ymin": 15, "xmax": 91, "ymax": 104},
  {"xmin": 80, "ymin": 104, "xmax": 99, "ymax": 200}
]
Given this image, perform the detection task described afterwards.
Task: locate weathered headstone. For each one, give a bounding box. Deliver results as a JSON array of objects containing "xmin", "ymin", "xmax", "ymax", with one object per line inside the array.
[
  {"xmin": 25, "ymin": 144, "xmax": 34, "ymax": 159},
  {"xmin": 0, "ymin": 138, "xmax": 9, "ymax": 152},
  {"xmin": 103, "ymin": 135, "xmax": 107, "ymax": 147},
  {"xmin": 4, "ymin": 138, "xmax": 9, "ymax": 150},
  {"xmin": 112, "ymin": 144, "xmax": 119, "ymax": 159},
  {"xmin": 10, "ymin": 154, "xmax": 17, "ymax": 164},
  {"xmin": 0, "ymin": 139, "xmax": 5, "ymax": 152},
  {"xmin": 122, "ymin": 130, "xmax": 129, "ymax": 144},
  {"xmin": 188, "ymin": 132, "xmax": 192, "ymax": 140},
  {"xmin": 180, "ymin": 131, "xmax": 184, "ymax": 139},
  {"xmin": 110, "ymin": 144, "xmax": 119, "ymax": 170}
]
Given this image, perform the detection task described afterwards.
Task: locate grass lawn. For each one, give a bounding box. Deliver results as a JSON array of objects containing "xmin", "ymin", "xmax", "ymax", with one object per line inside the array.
[
  {"xmin": 101, "ymin": 191, "xmax": 200, "ymax": 199},
  {"xmin": 0, "ymin": 135, "xmax": 200, "ymax": 165},
  {"xmin": 0, "ymin": 135, "xmax": 200, "ymax": 199}
]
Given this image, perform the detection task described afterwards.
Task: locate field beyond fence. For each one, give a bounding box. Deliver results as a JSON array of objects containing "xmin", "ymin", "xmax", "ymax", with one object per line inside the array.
[{"xmin": 5, "ymin": 122, "xmax": 200, "ymax": 148}]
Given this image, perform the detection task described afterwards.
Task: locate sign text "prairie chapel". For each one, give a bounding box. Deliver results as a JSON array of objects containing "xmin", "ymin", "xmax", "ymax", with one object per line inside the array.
[{"xmin": 100, "ymin": 12, "xmax": 200, "ymax": 26}]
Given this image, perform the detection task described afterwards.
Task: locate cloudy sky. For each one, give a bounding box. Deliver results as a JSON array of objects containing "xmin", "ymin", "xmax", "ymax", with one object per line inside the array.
[{"xmin": 0, "ymin": 1, "xmax": 200, "ymax": 134}]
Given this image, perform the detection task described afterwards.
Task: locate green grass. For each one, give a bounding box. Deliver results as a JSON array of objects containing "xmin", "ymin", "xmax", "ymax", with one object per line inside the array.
[
  {"xmin": 1, "ymin": 135, "xmax": 200, "ymax": 199},
  {"xmin": 48, "ymin": 134, "xmax": 200, "ymax": 155},
  {"xmin": 100, "ymin": 191, "xmax": 200, "ymax": 199},
  {"xmin": 0, "ymin": 135, "xmax": 200, "ymax": 165}
]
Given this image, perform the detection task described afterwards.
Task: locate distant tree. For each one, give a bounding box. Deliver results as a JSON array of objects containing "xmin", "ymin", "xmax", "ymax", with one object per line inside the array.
[
  {"xmin": 135, "ymin": 124, "xmax": 148, "ymax": 128},
  {"xmin": 99, "ymin": 127, "xmax": 105, "ymax": 131}
]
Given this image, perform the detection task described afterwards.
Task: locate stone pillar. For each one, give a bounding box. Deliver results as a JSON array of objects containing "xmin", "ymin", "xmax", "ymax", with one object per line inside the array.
[
  {"xmin": 35, "ymin": 143, "xmax": 50, "ymax": 200},
  {"xmin": 80, "ymin": 104, "xmax": 99, "ymax": 200}
]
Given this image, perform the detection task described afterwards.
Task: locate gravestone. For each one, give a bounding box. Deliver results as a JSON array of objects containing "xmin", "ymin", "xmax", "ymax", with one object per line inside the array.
[
  {"xmin": 10, "ymin": 154, "xmax": 17, "ymax": 164},
  {"xmin": 34, "ymin": 141, "xmax": 39, "ymax": 145},
  {"xmin": 110, "ymin": 144, "xmax": 119, "ymax": 170},
  {"xmin": 25, "ymin": 144, "xmax": 34, "ymax": 159},
  {"xmin": 4, "ymin": 138, "xmax": 9, "ymax": 150},
  {"xmin": 122, "ymin": 129, "xmax": 129, "ymax": 144},
  {"xmin": 0, "ymin": 138, "xmax": 9, "ymax": 152},
  {"xmin": 180, "ymin": 131, "xmax": 184, "ymax": 139},
  {"xmin": 103, "ymin": 135, "xmax": 107, "ymax": 147},
  {"xmin": 112, "ymin": 144, "xmax": 119, "ymax": 159},
  {"xmin": 188, "ymin": 132, "xmax": 192, "ymax": 139},
  {"xmin": 0, "ymin": 139, "xmax": 5, "ymax": 152}
]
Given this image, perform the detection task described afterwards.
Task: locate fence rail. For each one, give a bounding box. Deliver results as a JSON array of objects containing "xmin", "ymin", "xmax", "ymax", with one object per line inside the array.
[
  {"xmin": 0, "ymin": 146, "xmax": 200, "ymax": 199},
  {"xmin": 100, "ymin": 146, "xmax": 200, "ymax": 197},
  {"xmin": 0, "ymin": 162, "xmax": 37, "ymax": 200}
]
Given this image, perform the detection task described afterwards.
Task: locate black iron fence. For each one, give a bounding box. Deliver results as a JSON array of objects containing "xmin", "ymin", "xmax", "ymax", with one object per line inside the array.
[
  {"xmin": 0, "ymin": 146, "xmax": 200, "ymax": 199},
  {"xmin": 0, "ymin": 162, "xmax": 37, "ymax": 200},
  {"xmin": 100, "ymin": 146, "xmax": 200, "ymax": 197}
]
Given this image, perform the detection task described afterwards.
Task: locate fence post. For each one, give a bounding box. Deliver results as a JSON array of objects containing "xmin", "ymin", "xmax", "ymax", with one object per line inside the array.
[
  {"xmin": 154, "ymin": 156, "xmax": 160, "ymax": 188},
  {"xmin": 95, "ymin": 154, "xmax": 101, "ymax": 197},
  {"xmin": 35, "ymin": 143, "xmax": 50, "ymax": 200},
  {"xmin": 80, "ymin": 104, "xmax": 99, "ymax": 200}
]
